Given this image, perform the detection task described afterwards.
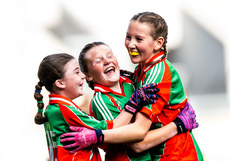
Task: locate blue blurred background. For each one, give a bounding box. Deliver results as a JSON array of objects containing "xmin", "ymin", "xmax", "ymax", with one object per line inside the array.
[{"xmin": 0, "ymin": 0, "xmax": 229, "ymax": 160}]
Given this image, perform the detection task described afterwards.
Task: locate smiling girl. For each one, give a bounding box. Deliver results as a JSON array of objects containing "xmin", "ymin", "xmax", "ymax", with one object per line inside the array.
[
  {"xmin": 34, "ymin": 53, "xmax": 159, "ymax": 161},
  {"xmin": 124, "ymin": 11, "xmax": 203, "ymax": 160},
  {"xmin": 60, "ymin": 42, "xmax": 199, "ymax": 161}
]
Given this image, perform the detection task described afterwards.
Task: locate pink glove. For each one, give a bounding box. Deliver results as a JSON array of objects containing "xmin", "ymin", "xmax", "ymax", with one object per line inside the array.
[
  {"xmin": 60, "ymin": 126, "xmax": 104, "ymax": 154},
  {"xmin": 173, "ymin": 101, "xmax": 199, "ymax": 134}
]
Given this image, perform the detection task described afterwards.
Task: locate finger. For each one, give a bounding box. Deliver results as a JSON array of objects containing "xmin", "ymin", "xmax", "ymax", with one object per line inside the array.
[
  {"xmin": 146, "ymin": 87, "xmax": 160, "ymax": 93},
  {"xmin": 144, "ymin": 83, "xmax": 157, "ymax": 89},
  {"xmin": 60, "ymin": 132, "xmax": 75, "ymax": 138},
  {"xmin": 63, "ymin": 142, "xmax": 79, "ymax": 149},
  {"xmin": 60, "ymin": 136, "xmax": 75, "ymax": 143},
  {"xmin": 193, "ymin": 122, "xmax": 199, "ymax": 129},
  {"xmin": 148, "ymin": 94, "xmax": 159, "ymax": 99},
  {"xmin": 145, "ymin": 99, "xmax": 156, "ymax": 104},
  {"xmin": 69, "ymin": 126, "xmax": 83, "ymax": 132}
]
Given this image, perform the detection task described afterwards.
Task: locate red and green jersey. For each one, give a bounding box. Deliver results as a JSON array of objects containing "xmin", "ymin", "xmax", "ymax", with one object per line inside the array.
[
  {"xmin": 44, "ymin": 94, "xmax": 113, "ymax": 161},
  {"xmin": 90, "ymin": 76, "xmax": 134, "ymax": 121},
  {"xmin": 134, "ymin": 51, "xmax": 203, "ymax": 160},
  {"xmin": 90, "ymin": 76, "xmax": 153, "ymax": 161},
  {"xmin": 134, "ymin": 51, "xmax": 187, "ymax": 124}
]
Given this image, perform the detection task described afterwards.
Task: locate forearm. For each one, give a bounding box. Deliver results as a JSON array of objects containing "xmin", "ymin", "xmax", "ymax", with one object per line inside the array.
[
  {"xmin": 127, "ymin": 122, "xmax": 177, "ymax": 153},
  {"xmin": 103, "ymin": 113, "xmax": 152, "ymax": 144},
  {"xmin": 112, "ymin": 109, "xmax": 133, "ymax": 128}
]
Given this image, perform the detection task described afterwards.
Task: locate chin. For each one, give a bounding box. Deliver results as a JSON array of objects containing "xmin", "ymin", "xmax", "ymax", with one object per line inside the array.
[
  {"xmin": 130, "ymin": 59, "xmax": 140, "ymax": 64},
  {"xmin": 77, "ymin": 91, "xmax": 84, "ymax": 97}
]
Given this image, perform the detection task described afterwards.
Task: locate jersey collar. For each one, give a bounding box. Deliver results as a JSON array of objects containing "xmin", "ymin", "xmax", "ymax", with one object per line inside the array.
[
  {"xmin": 93, "ymin": 76, "xmax": 131, "ymax": 96},
  {"xmin": 49, "ymin": 94, "xmax": 81, "ymax": 110},
  {"xmin": 134, "ymin": 51, "xmax": 165, "ymax": 78}
]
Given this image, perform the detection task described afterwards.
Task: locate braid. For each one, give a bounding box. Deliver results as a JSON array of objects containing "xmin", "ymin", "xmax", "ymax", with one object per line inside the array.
[
  {"xmin": 120, "ymin": 69, "xmax": 134, "ymax": 81},
  {"xmin": 34, "ymin": 82, "xmax": 47, "ymax": 125}
]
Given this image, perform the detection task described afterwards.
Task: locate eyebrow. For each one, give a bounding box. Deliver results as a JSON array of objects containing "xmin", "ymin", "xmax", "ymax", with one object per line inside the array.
[{"xmin": 74, "ymin": 67, "xmax": 79, "ymax": 71}]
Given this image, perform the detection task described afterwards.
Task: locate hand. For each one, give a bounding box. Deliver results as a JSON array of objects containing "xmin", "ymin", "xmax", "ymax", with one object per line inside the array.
[
  {"xmin": 60, "ymin": 126, "xmax": 104, "ymax": 153},
  {"xmin": 124, "ymin": 83, "xmax": 159, "ymax": 114},
  {"xmin": 173, "ymin": 101, "xmax": 199, "ymax": 134}
]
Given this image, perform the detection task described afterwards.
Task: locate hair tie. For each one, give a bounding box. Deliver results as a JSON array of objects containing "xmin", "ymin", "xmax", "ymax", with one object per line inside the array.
[
  {"xmin": 38, "ymin": 108, "xmax": 43, "ymax": 113},
  {"xmin": 35, "ymin": 89, "xmax": 41, "ymax": 93},
  {"xmin": 37, "ymin": 100, "xmax": 43, "ymax": 104}
]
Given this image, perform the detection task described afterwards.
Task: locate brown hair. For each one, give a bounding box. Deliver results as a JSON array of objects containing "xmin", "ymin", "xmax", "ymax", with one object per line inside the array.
[
  {"xmin": 130, "ymin": 12, "xmax": 168, "ymax": 53},
  {"xmin": 34, "ymin": 53, "xmax": 74, "ymax": 124}
]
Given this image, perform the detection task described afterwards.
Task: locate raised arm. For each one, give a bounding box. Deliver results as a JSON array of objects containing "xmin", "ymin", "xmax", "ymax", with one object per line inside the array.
[{"xmin": 112, "ymin": 83, "xmax": 159, "ymax": 128}]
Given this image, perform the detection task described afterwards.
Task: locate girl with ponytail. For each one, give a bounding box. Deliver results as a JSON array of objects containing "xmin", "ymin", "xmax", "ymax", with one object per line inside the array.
[{"xmin": 34, "ymin": 53, "xmax": 159, "ymax": 161}]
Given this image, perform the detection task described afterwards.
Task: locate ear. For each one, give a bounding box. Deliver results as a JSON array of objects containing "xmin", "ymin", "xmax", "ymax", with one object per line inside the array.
[
  {"xmin": 85, "ymin": 73, "xmax": 94, "ymax": 82},
  {"xmin": 54, "ymin": 79, "xmax": 65, "ymax": 89},
  {"xmin": 154, "ymin": 37, "xmax": 164, "ymax": 51}
]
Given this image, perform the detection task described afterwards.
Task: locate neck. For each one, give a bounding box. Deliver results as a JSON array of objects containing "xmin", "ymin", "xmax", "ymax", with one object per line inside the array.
[
  {"xmin": 109, "ymin": 82, "xmax": 121, "ymax": 93},
  {"xmin": 140, "ymin": 51, "xmax": 165, "ymax": 70},
  {"xmin": 51, "ymin": 90, "xmax": 75, "ymax": 101}
]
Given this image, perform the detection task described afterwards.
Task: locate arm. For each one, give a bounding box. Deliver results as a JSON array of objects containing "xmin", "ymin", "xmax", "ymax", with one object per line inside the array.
[
  {"xmin": 91, "ymin": 83, "xmax": 159, "ymax": 129},
  {"xmin": 112, "ymin": 110, "xmax": 133, "ymax": 128},
  {"xmin": 103, "ymin": 112, "xmax": 152, "ymax": 143},
  {"xmin": 112, "ymin": 83, "xmax": 159, "ymax": 128},
  {"xmin": 60, "ymin": 113, "xmax": 152, "ymax": 153},
  {"xmin": 60, "ymin": 101, "xmax": 198, "ymax": 153},
  {"xmin": 127, "ymin": 101, "xmax": 198, "ymax": 153},
  {"xmin": 127, "ymin": 122, "xmax": 177, "ymax": 153}
]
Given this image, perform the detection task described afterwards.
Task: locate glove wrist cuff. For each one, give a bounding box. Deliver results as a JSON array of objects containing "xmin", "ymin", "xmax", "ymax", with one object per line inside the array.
[
  {"xmin": 173, "ymin": 117, "xmax": 187, "ymax": 134},
  {"xmin": 95, "ymin": 129, "xmax": 104, "ymax": 145},
  {"xmin": 124, "ymin": 102, "xmax": 137, "ymax": 114}
]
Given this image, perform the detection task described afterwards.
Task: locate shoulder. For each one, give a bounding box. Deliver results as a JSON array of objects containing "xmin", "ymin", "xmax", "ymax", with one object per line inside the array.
[{"xmin": 91, "ymin": 92, "xmax": 112, "ymax": 108}]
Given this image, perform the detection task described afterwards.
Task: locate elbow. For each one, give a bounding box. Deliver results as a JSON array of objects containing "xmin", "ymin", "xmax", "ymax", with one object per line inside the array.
[
  {"xmin": 128, "ymin": 142, "xmax": 146, "ymax": 153},
  {"xmin": 135, "ymin": 129, "xmax": 148, "ymax": 141},
  {"xmin": 132, "ymin": 146, "xmax": 145, "ymax": 153}
]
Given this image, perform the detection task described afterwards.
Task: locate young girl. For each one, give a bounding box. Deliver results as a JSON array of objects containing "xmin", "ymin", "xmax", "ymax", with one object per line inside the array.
[
  {"xmin": 34, "ymin": 53, "xmax": 159, "ymax": 161},
  {"xmin": 124, "ymin": 12, "xmax": 203, "ymax": 160},
  {"xmin": 60, "ymin": 42, "xmax": 199, "ymax": 160}
]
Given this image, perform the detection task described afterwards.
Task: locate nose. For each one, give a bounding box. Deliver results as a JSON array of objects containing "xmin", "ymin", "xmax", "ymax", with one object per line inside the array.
[
  {"xmin": 103, "ymin": 57, "xmax": 111, "ymax": 65},
  {"xmin": 80, "ymin": 71, "xmax": 86, "ymax": 79},
  {"xmin": 127, "ymin": 39, "xmax": 136, "ymax": 50}
]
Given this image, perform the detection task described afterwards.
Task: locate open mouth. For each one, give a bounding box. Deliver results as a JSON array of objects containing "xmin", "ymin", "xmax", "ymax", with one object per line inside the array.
[
  {"xmin": 104, "ymin": 66, "xmax": 115, "ymax": 74},
  {"xmin": 129, "ymin": 51, "xmax": 140, "ymax": 56}
]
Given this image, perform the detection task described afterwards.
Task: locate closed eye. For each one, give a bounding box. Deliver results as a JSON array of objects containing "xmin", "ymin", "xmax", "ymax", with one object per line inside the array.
[
  {"xmin": 93, "ymin": 58, "xmax": 102, "ymax": 65},
  {"xmin": 136, "ymin": 37, "xmax": 143, "ymax": 41},
  {"xmin": 126, "ymin": 35, "xmax": 131, "ymax": 40}
]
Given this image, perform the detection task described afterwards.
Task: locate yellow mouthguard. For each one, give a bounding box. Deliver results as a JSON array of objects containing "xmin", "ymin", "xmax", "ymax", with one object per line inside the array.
[{"xmin": 129, "ymin": 51, "xmax": 139, "ymax": 56}]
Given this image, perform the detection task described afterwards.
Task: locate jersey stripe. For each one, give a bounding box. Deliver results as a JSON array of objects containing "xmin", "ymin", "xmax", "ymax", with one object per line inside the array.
[
  {"xmin": 146, "ymin": 62, "xmax": 163, "ymax": 84},
  {"xmin": 93, "ymin": 93, "xmax": 114, "ymax": 120}
]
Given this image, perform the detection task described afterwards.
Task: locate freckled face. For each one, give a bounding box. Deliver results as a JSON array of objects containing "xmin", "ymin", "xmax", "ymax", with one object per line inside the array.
[
  {"xmin": 84, "ymin": 45, "xmax": 120, "ymax": 87},
  {"xmin": 125, "ymin": 21, "xmax": 158, "ymax": 66}
]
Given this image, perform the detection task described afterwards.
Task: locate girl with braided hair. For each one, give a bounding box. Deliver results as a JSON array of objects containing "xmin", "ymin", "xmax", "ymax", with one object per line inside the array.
[
  {"xmin": 124, "ymin": 12, "xmax": 203, "ymax": 160},
  {"xmin": 60, "ymin": 42, "xmax": 199, "ymax": 161},
  {"xmin": 34, "ymin": 53, "xmax": 159, "ymax": 161}
]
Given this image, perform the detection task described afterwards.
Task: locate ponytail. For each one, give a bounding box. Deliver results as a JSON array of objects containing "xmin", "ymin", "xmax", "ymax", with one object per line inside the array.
[{"xmin": 34, "ymin": 82, "xmax": 47, "ymax": 125}]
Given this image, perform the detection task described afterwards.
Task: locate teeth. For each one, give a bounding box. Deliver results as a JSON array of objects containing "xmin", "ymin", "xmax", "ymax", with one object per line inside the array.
[
  {"xmin": 129, "ymin": 51, "xmax": 139, "ymax": 56},
  {"xmin": 105, "ymin": 67, "xmax": 115, "ymax": 73}
]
